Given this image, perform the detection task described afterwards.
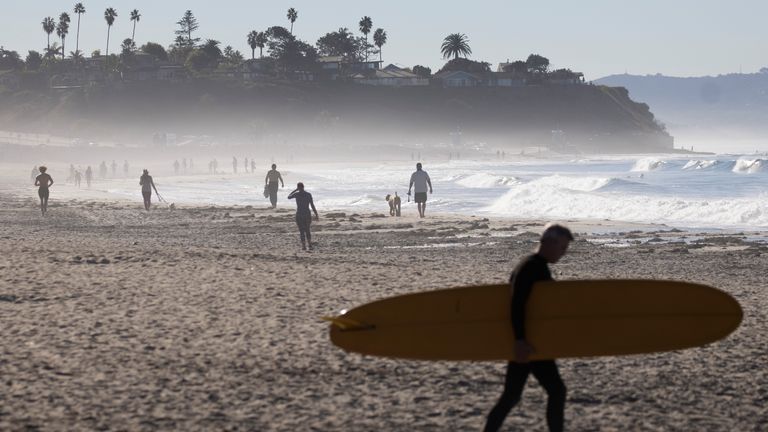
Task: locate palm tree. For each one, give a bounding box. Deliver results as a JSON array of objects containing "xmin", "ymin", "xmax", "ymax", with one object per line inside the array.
[
  {"xmin": 104, "ymin": 8, "xmax": 117, "ymax": 57},
  {"xmin": 441, "ymin": 33, "xmax": 472, "ymax": 60},
  {"xmin": 247, "ymin": 30, "xmax": 258, "ymax": 59},
  {"xmin": 42, "ymin": 17, "xmax": 56, "ymax": 52},
  {"xmin": 359, "ymin": 16, "xmax": 373, "ymax": 61},
  {"xmin": 256, "ymin": 32, "xmax": 267, "ymax": 58},
  {"xmin": 74, "ymin": 3, "xmax": 85, "ymax": 55},
  {"xmin": 287, "ymin": 8, "xmax": 298, "ymax": 34},
  {"xmin": 45, "ymin": 42, "xmax": 62, "ymax": 60},
  {"xmin": 373, "ymin": 28, "xmax": 387, "ymax": 62},
  {"xmin": 57, "ymin": 13, "xmax": 71, "ymax": 59},
  {"xmin": 130, "ymin": 9, "xmax": 141, "ymax": 42}
]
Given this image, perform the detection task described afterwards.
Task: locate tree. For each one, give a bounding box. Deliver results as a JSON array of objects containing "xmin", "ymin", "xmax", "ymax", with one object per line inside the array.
[
  {"xmin": 175, "ymin": 10, "xmax": 200, "ymax": 47},
  {"xmin": 42, "ymin": 17, "xmax": 55, "ymax": 52},
  {"xmin": 265, "ymin": 27, "xmax": 317, "ymax": 75},
  {"xmin": 255, "ymin": 32, "xmax": 268, "ymax": 58},
  {"xmin": 140, "ymin": 42, "xmax": 168, "ymax": 61},
  {"xmin": 104, "ymin": 8, "xmax": 117, "ymax": 57},
  {"xmin": 502, "ymin": 60, "xmax": 527, "ymax": 75},
  {"xmin": 57, "ymin": 13, "xmax": 71, "ymax": 59},
  {"xmin": 130, "ymin": 9, "xmax": 141, "ymax": 43},
  {"xmin": 412, "ymin": 65, "xmax": 431, "ymax": 78},
  {"xmin": 69, "ymin": 50, "xmax": 84, "ymax": 67},
  {"xmin": 200, "ymin": 39, "xmax": 223, "ymax": 65},
  {"xmin": 120, "ymin": 38, "xmax": 136, "ymax": 67},
  {"xmin": 526, "ymin": 54, "xmax": 549, "ymax": 74},
  {"xmin": 222, "ymin": 45, "xmax": 244, "ymax": 66},
  {"xmin": 316, "ymin": 28, "xmax": 360, "ymax": 59},
  {"xmin": 247, "ymin": 30, "xmax": 259, "ymax": 59},
  {"xmin": 373, "ymin": 28, "xmax": 387, "ymax": 62},
  {"xmin": 359, "ymin": 16, "xmax": 372, "ymax": 61},
  {"xmin": 73, "ymin": 3, "xmax": 85, "ymax": 55},
  {"xmin": 0, "ymin": 48, "xmax": 23, "ymax": 70},
  {"xmin": 26, "ymin": 50, "xmax": 43, "ymax": 71},
  {"xmin": 437, "ymin": 58, "xmax": 490, "ymax": 74},
  {"xmin": 287, "ymin": 8, "xmax": 298, "ymax": 34},
  {"xmin": 441, "ymin": 33, "xmax": 471, "ymax": 60},
  {"xmin": 44, "ymin": 42, "xmax": 62, "ymax": 60}
]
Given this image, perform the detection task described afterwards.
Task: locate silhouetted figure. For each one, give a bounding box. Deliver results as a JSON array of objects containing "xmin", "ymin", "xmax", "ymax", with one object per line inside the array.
[
  {"xmin": 250, "ymin": 159, "xmax": 256, "ymax": 173},
  {"xmin": 68, "ymin": 164, "xmax": 75, "ymax": 182},
  {"xmin": 183, "ymin": 158, "xmax": 187, "ymax": 174},
  {"xmin": 189, "ymin": 159, "xmax": 193, "ymax": 171},
  {"xmin": 244, "ymin": 157, "xmax": 249, "ymax": 173},
  {"xmin": 265, "ymin": 164, "xmax": 284, "ymax": 209},
  {"xmin": 123, "ymin": 160, "xmax": 129, "ymax": 177},
  {"xmin": 34, "ymin": 166, "xmax": 54, "ymax": 216},
  {"xmin": 99, "ymin": 161, "xmax": 108, "ymax": 179},
  {"xmin": 85, "ymin": 166, "xmax": 93, "ymax": 187},
  {"xmin": 139, "ymin": 169, "xmax": 160, "ymax": 211},
  {"xmin": 288, "ymin": 182, "xmax": 319, "ymax": 251},
  {"xmin": 232, "ymin": 156, "xmax": 238, "ymax": 174},
  {"xmin": 484, "ymin": 224, "xmax": 573, "ymax": 432},
  {"xmin": 111, "ymin": 160, "xmax": 117, "ymax": 177},
  {"xmin": 173, "ymin": 160, "xmax": 180, "ymax": 175},
  {"xmin": 213, "ymin": 159, "xmax": 218, "ymax": 174},
  {"xmin": 74, "ymin": 170, "xmax": 82, "ymax": 188},
  {"xmin": 408, "ymin": 162, "xmax": 433, "ymax": 218}
]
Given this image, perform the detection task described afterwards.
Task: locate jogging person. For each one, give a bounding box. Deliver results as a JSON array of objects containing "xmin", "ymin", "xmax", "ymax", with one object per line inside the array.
[
  {"xmin": 287, "ymin": 182, "xmax": 319, "ymax": 251},
  {"xmin": 139, "ymin": 169, "xmax": 160, "ymax": 211},
  {"xmin": 34, "ymin": 166, "xmax": 54, "ymax": 216},
  {"xmin": 484, "ymin": 224, "xmax": 574, "ymax": 432},
  {"xmin": 407, "ymin": 162, "xmax": 433, "ymax": 218}
]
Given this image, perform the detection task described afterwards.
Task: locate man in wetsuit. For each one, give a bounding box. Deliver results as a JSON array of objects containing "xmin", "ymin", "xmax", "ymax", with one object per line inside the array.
[
  {"xmin": 139, "ymin": 169, "xmax": 160, "ymax": 211},
  {"xmin": 34, "ymin": 166, "xmax": 54, "ymax": 216},
  {"xmin": 265, "ymin": 164, "xmax": 284, "ymax": 209},
  {"xmin": 484, "ymin": 223, "xmax": 574, "ymax": 432},
  {"xmin": 287, "ymin": 182, "xmax": 319, "ymax": 251},
  {"xmin": 407, "ymin": 162, "xmax": 432, "ymax": 218}
]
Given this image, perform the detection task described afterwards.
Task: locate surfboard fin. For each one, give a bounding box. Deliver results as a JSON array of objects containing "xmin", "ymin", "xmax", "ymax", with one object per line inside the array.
[{"xmin": 322, "ymin": 316, "xmax": 373, "ymax": 331}]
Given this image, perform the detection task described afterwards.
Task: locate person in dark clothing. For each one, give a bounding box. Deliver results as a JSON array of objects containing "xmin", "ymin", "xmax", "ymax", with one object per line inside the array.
[
  {"xmin": 287, "ymin": 182, "xmax": 319, "ymax": 251},
  {"xmin": 484, "ymin": 223, "xmax": 574, "ymax": 432},
  {"xmin": 265, "ymin": 164, "xmax": 284, "ymax": 209},
  {"xmin": 34, "ymin": 166, "xmax": 54, "ymax": 216},
  {"xmin": 139, "ymin": 169, "xmax": 160, "ymax": 211}
]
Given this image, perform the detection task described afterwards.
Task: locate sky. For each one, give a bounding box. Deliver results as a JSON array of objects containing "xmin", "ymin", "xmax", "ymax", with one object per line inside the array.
[{"xmin": 1, "ymin": 0, "xmax": 766, "ymax": 80}]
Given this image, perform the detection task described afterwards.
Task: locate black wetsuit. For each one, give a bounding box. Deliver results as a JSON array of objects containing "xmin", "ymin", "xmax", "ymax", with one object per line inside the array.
[
  {"xmin": 288, "ymin": 190, "xmax": 314, "ymax": 244},
  {"xmin": 484, "ymin": 253, "xmax": 566, "ymax": 432}
]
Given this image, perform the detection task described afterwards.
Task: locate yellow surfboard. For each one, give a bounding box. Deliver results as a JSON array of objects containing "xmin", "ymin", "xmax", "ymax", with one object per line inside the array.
[{"xmin": 326, "ymin": 280, "xmax": 742, "ymax": 361}]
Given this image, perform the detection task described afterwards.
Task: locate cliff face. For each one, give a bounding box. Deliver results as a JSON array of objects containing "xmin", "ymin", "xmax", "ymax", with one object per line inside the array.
[{"xmin": 0, "ymin": 80, "xmax": 672, "ymax": 152}]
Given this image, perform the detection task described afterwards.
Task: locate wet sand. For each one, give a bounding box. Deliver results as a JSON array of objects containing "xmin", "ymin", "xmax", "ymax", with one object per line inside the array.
[{"xmin": 0, "ymin": 194, "xmax": 766, "ymax": 431}]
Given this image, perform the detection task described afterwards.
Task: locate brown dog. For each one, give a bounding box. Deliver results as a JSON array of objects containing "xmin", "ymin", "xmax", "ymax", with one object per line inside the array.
[{"xmin": 385, "ymin": 193, "xmax": 401, "ymax": 216}]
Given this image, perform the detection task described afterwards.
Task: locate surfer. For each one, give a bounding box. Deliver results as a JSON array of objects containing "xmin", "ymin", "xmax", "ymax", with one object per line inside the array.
[
  {"xmin": 139, "ymin": 169, "xmax": 160, "ymax": 211},
  {"xmin": 34, "ymin": 166, "xmax": 54, "ymax": 216},
  {"xmin": 265, "ymin": 164, "xmax": 285, "ymax": 209},
  {"xmin": 287, "ymin": 182, "xmax": 319, "ymax": 251},
  {"xmin": 407, "ymin": 162, "xmax": 432, "ymax": 218},
  {"xmin": 484, "ymin": 223, "xmax": 574, "ymax": 432}
]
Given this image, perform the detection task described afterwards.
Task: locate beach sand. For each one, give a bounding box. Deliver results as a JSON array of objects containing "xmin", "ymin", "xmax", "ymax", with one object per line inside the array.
[{"xmin": 0, "ymin": 194, "xmax": 766, "ymax": 431}]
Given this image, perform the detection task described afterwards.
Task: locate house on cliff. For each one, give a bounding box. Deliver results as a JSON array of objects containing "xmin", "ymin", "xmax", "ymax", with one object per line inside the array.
[
  {"xmin": 318, "ymin": 55, "xmax": 381, "ymax": 80},
  {"xmin": 352, "ymin": 64, "xmax": 429, "ymax": 87},
  {"xmin": 432, "ymin": 70, "xmax": 525, "ymax": 87}
]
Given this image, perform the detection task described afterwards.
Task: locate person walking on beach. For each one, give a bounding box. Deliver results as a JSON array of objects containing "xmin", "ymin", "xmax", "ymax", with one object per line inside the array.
[
  {"xmin": 34, "ymin": 166, "xmax": 54, "ymax": 216},
  {"xmin": 265, "ymin": 164, "xmax": 284, "ymax": 209},
  {"xmin": 123, "ymin": 160, "xmax": 129, "ymax": 178},
  {"xmin": 232, "ymin": 156, "xmax": 238, "ymax": 174},
  {"xmin": 174, "ymin": 160, "xmax": 180, "ymax": 175},
  {"xmin": 484, "ymin": 223, "xmax": 573, "ymax": 432},
  {"xmin": 85, "ymin": 166, "xmax": 93, "ymax": 187},
  {"xmin": 288, "ymin": 182, "xmax": 319, "ymax": 251},
  {"xmin": 407, "ymin": 162, "xmax": 433, "ymax": 218},
  {"xmin": 74, "ymin": 170, "xmax": 82, "ymax": 188},
  {"xmin": 111, "ymin": 160, "xmax": 117, "ymax": 177},
  {"xmin": 139, "ymin": 169, "xmax": 160, "ymax": 211},
  {"xmin": 250, "ymin": 159, "xmax": 256, "ymax": 174}
]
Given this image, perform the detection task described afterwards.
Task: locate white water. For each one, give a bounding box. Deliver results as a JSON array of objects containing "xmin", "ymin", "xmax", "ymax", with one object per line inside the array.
[{"xmin": 8, "ymin": 154, "xmax": 768, "ymax": 230}]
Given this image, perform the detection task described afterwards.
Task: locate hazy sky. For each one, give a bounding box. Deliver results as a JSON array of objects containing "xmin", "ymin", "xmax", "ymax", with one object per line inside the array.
[{"xmin": 2, "ymin": 0, "xmax": 766, "ymax": 79}]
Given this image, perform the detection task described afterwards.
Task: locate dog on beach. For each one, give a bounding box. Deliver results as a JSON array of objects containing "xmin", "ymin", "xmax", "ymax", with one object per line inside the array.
[{"xmin": 385, "ymin": 193, "xmax": 401, "ymax": 216}]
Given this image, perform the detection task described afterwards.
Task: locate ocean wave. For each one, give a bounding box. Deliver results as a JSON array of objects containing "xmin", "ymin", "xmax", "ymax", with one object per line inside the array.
[
  {"xmin": 733, "ymin": 159, "xmax": 765, "ymax": 174},
  {"xmin": 455, "ymin": 173, "xmax": 519, "ymax": 188},
  {"xmin": 630, "ymin": 158, "xmax": 667, "ymax": 172},
  {"xmin": 682, "ymin": 160, "xmax": 721, "ymax": 170}
]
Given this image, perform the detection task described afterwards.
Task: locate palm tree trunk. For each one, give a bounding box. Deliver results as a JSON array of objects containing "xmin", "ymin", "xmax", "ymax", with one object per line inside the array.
[
  {"xmin": 365, "ymin": 35, "xmax": 368, "ymax": 61},
  {"xmin": 76, "ymin": 14, "xmax": 81, "ymax": 53},
  {"xmin": 132, "ymin": 22, "xmax": 136, "ymax": 42},
  {"xmin": 106, "ymin": 26, "xmax": 111, "ymax": 57},
  {"xmin": 379, "ymin": 47, "xmax": 382, "ymax": 62},
  {"xmin": 62, "ymin": 37, "xmax": 65, "ymax": 59},
  {"xmin": 290, "ymin": 22, "xmax": 294, "ymax": 34},
  {"xmin": 251, "ymin": 48, "xmax": 255, "ymax": 59},
  {"xmin": 259, "ymin": 47, "xmax": 263, "ymax": 58},
  {"xmin": 47, "ymin": 34, "xmax": 50, "ymax": 52}
]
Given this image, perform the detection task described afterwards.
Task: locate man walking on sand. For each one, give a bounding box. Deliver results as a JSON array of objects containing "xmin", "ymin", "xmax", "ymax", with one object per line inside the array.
[
  {"xmin": 139, "ymin": 169, "xmax": 160, "ymax": 212},
  {"xmin": 265, "ymin": 164, "xmax": 284, "ymax": 209},
  {"xmin": 34, "ymin": 166, "xmax": 54, "ymax": 216},
  {"xmin": 484, "ymin": 223, "xmax": 573, "ymax": 432},
  {"xmin": 288, "ymin": 182, "xmax": 319, "ymax": 251},
  {"xmin": 408, "ymin": 162, "xmax": 432, "ymax": 218}
]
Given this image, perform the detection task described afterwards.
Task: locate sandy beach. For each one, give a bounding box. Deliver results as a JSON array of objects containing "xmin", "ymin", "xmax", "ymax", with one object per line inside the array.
[{"xmin": 1, "ymin": 194, "xmax": 766, "ymax": 431}]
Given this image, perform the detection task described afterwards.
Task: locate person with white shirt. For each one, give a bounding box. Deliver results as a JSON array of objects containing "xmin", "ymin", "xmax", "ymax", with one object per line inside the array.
[{"xmin": 407, "ymin": 162, "xmax": 433, "ymax": 218}]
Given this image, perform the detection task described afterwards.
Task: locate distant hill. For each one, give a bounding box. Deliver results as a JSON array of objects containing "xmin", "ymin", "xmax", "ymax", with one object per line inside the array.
[
  {"xmin": 595, "ymin": 72, "xmax": 768, "ymax": 149},
  {"xmin": 0, "ymin": 79, "xmax": 672, "ymax": 154}
]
